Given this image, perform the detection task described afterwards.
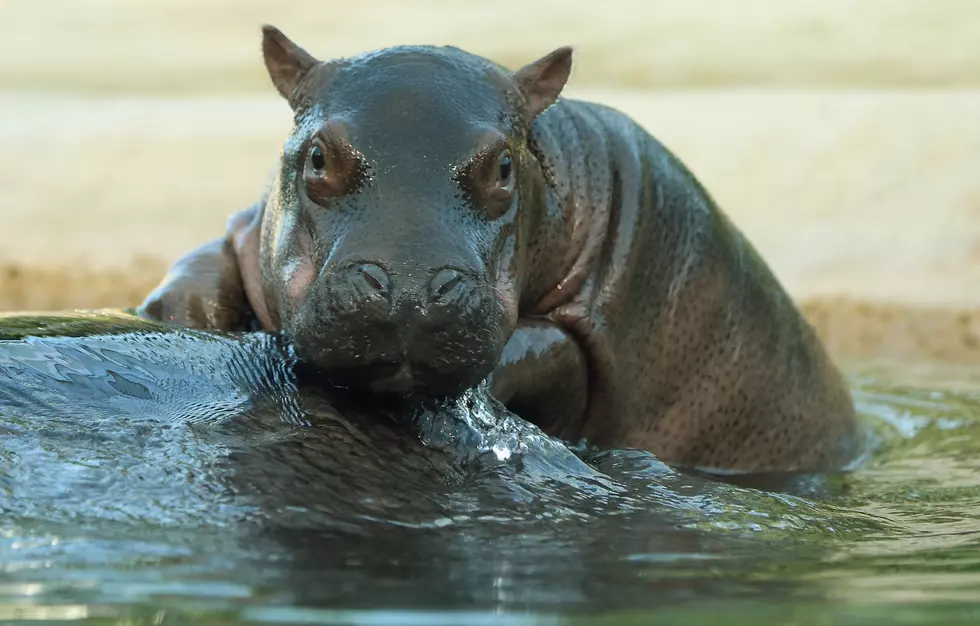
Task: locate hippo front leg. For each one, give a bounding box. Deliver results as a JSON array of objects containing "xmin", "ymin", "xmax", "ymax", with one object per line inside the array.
[
  {"xmin": 490, "ymin": 319, "xmax": 589, "ymax": 439},
  {"xmin": 136, "ymin": 236, "xmax": 253, "ymax": 331},
  {"xmin": 137, "ymin": 203, "xmax": 269, "ymax": 332}
]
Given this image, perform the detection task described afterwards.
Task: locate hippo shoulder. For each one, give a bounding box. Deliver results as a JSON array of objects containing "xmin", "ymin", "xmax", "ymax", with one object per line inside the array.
[{"xmin": 530, "ymin": 97, "xmax": 718, "ymax": 239}]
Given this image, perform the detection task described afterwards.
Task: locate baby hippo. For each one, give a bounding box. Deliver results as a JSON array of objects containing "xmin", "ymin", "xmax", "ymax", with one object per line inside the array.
[{"xmin": 139, "ymin": 26, "xmax": 861, "ymax": 472}]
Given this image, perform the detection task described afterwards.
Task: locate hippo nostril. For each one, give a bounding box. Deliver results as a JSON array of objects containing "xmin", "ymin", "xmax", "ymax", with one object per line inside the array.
[
  {"xmin": 359, "ymin": 264, "xmax": 390, "ymax": 294},
  {"xmin": 428, "ymin": 268, "xmax": 465, "ymax": 304},
  {"xmin": 345, "ymin": 263, "xmax": 391, "ymax": 299}
]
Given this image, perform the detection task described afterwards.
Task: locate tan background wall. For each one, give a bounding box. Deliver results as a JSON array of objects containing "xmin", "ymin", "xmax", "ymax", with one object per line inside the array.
[{"xmin": 2, "ymin": 0, "xmax": 979, "ymax": 362}]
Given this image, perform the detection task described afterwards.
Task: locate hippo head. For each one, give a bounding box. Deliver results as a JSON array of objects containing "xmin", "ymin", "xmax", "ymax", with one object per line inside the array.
[{"xmin": 255, "ymin": 26, "xmax": 572, "ymax": 396}]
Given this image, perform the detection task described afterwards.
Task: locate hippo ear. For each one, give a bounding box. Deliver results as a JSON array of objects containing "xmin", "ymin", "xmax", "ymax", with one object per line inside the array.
[
  {"xmin": 261, "ymin": 25, "xmax": 320, "ymax": 102},
  {"xmin": 513, "ymin": 46, "xmax": 574, "ymax": 119}
]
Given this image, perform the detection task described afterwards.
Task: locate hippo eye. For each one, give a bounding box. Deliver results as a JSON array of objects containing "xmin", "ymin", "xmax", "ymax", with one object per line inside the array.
[
  {"xmin": 310, "ymin": 145, "xmax": 326, "ymax": 172},
  {"xmin": 497, "ymin": 151, "xmax": 513, "ymax": 185}
]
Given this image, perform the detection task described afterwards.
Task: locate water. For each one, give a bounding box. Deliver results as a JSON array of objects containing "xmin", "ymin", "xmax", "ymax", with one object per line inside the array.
[{"xmin": 1, "ymin": 311, "xmax": 979, "ymax": 625}]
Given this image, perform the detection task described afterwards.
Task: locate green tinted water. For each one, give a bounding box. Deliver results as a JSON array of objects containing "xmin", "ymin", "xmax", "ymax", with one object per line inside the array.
[{"xmin": 1, "ymin": 312, "xmax": 979, "ymax": 625}]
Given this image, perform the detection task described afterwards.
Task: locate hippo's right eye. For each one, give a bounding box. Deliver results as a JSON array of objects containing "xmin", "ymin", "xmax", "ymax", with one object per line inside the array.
[
  {"xmin": 310, "ymin": 145, "xmax": 326, "ymax": 171},
  {"xmin": 303, "ymin": 135, "xmax": 368, "ymax": 204}
]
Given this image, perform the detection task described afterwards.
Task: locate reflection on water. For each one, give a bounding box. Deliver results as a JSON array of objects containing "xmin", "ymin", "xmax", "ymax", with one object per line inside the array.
[{"xmin": 1, "ymin": 312, "xmax": 979, "ymax": 624}]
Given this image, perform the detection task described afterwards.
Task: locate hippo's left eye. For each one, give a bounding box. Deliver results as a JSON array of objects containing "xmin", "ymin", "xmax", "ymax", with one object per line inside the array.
[
  {"xmin": 310, "ymin": 145, "xmax": 326, "ymax": 172},
  {"xmin": 456, "ymin": 144, "xmax": 516, "ymax": 219},
  {"xmin": 496, "ymin": 151, "xmax": 514, "ymax": 187}
]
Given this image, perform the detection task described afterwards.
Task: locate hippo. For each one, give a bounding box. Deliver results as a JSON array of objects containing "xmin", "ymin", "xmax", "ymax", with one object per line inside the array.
[{"xmin": 139, "ymin": 25, "xmax": 861, "ymax": 472}]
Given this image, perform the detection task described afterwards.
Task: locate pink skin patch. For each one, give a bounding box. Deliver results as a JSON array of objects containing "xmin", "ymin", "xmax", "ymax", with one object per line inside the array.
[
  {"xmin": 230, "ymin": 205, "xmax": 279, "ymax": 332},
  {"xmin": 494, "ymin": 236, "xmax": 521, "ymax": 331},
  {"xmin": 283, "ymin": 254, "xmax": 316, "ymax": 307},
  {"xmin": 274, "ymin": 219, "xmax": 317, "ymax": 315}
]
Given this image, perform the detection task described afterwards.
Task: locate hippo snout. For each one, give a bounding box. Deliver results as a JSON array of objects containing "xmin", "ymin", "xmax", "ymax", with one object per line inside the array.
[
  {"xmin": 323, "ymin": 261, "xmax": 481, "ymax": 319},
  {"xmin": 288, "ymin": 259, "xmax": 509, "ymax": 396}
]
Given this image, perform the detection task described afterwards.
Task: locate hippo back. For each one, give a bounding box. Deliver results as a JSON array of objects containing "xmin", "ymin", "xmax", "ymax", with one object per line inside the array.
[{"xmin": 525, "ymin": 99, "xmax": 859, "ymax": 471}]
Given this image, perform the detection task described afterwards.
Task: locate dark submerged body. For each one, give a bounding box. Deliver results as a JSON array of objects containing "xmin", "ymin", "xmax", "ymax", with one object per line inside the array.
[{"xmin": 140, "ymin": 29, "xmax": 859, "ymax": 472}]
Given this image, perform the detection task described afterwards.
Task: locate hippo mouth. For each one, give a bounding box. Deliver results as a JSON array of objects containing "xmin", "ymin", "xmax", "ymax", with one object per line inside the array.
[
  {"xmin": 285, "ymin": 282, "xmax": 509, "ymax": 397},
  {"xmin": 366, "ymin": 361, "xmax": 421, "ymax": 394},
  {"xmin": 313, "ymin": 357, "xmax": 484, "ymax": 397}
]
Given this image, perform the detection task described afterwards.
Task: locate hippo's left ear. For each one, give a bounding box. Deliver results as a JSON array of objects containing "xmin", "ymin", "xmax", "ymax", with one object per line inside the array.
[
  {"xmin": 261, "ymin": 24, "xmax": 320, "ymax": 103},
  {"xmin": 513, "ymin": 46, "xmax": 573, "ymax": 119}
]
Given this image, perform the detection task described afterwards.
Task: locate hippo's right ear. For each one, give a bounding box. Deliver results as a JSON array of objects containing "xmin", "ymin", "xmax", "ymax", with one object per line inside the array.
[
  {"xmin": 513, "ymin": 46, "xmax": 574, "ymax": 119},
  {"xmin": 261, "ymin": 25, "xmax": 320, "ymax": 103}
]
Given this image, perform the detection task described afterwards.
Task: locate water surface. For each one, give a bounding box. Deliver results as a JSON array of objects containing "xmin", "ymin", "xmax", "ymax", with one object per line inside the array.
[{"xmin": 1, "ymin": 312, "xmax": 979, "ymax": 625}]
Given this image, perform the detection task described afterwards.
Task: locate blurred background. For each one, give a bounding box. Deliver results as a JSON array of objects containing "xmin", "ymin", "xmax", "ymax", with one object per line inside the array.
[{"xmin": 1, "ymin": 0, "xmax": 979, "ymax": 362}]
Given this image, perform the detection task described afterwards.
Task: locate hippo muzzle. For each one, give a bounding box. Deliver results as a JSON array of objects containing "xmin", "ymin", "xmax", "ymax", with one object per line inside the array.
[{"xmin": 286, "ymin": 255, "xmax": 508, "ymax": 396}]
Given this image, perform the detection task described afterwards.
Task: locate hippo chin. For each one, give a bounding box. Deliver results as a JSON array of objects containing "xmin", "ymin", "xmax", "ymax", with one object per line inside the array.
[{"xmin": 139, "ymin": 25, "xmax": 863, "ymax": 473}]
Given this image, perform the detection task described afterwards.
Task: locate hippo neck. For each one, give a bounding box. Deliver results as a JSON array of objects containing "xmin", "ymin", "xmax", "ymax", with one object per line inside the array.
[{"xmin": 522, "ymin": 99, "xmax": 615, "ymax": 316}]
